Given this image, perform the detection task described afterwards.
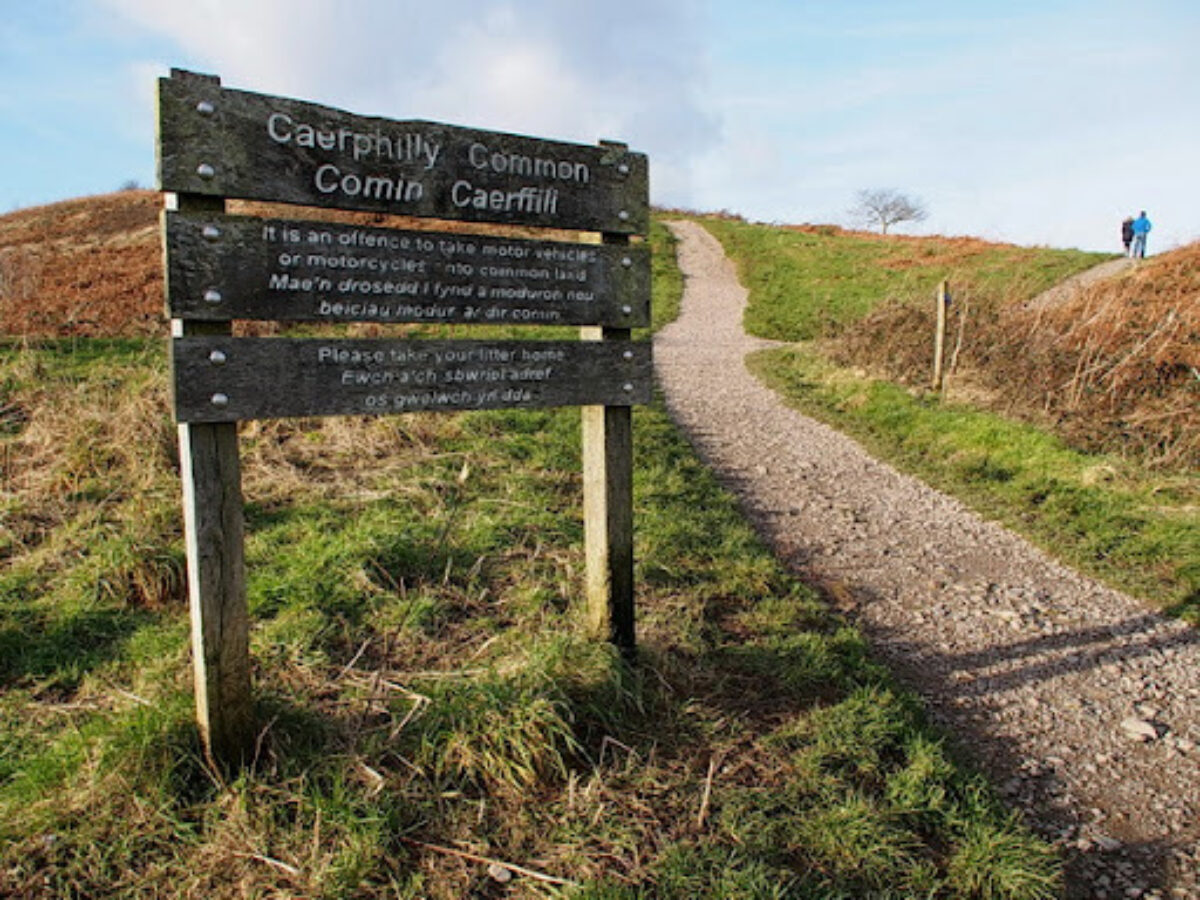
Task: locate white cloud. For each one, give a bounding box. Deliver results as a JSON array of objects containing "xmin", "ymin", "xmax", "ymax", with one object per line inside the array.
[{"xmin": 99, "ymin": 0, "xmax": 720, "ymax": 207}]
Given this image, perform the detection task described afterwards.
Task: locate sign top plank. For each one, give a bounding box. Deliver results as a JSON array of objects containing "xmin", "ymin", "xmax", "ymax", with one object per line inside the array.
[{"xmin": 157, "ymin": 70, "xmax": 649, "ymax": 235}]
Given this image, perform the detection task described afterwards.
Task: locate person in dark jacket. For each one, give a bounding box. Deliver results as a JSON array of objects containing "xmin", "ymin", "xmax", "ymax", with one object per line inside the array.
[
  {"xmin": 1131, "ymin": 211, "xmax": 1152, "ymax": 259},
  {"xmin": 1121, "ymin": 216, "xmax": 1134, "ymax": 256}
]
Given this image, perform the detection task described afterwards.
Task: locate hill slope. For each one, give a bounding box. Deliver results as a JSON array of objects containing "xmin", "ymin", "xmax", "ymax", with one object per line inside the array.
[
  {"xmin": 0, "ymin": 191, "xmax": 162, "ymax": 337},
  {"xmin": 0, "ymin": 194, "xmax": 1064, "ymax": 897},
  {"xmin": 1001, "ymin": 244, "xmax": 1200, "ymax": 466},
  {"xmin": 693, "ymin": 214, "xmax": 1198, "ymax": 468}
]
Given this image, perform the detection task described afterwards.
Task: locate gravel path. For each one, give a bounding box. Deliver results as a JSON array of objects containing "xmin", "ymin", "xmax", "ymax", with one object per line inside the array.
[
  {"xmin": 1023, "ymin": 256, "xmax": 1135, "ymax": 311},
  {"xmin": 654, "ymin": 220, "xmax": 1200, "ymax": 899}
]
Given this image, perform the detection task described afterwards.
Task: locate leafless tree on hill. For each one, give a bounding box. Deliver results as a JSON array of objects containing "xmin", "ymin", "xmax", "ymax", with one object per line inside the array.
[{"xmin": 851, "ymin": 188, "xmax": 928, "ymax": 234}]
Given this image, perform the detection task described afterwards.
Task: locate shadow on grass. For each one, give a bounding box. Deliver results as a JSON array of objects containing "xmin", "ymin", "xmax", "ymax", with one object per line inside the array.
[
  {"xmin": 816, "ymin": 591, "xmax": 1191, "ymax": 898},
  {"xmin": 1165, "ymin": 586, "xmax": 1200, "ymax": 624},
  {"xmin": 0, "ymin": 605, "xmax": 154, "ymax": 688}
]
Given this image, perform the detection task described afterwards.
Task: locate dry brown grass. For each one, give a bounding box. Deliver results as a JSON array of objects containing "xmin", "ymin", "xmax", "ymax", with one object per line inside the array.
[
  {"xmin": 998, "ymin": 246, "xmax": 1200, "ymax": 466},
  {"xmin": 0, "ymin": 192, "xmax": 163, "ymax": 338},
  {"xmin": 0, "ymin": 344, "xmax": 182, "ymax": 611},
  {"xmin": 4, "ymin": 364, "xmax": 169, "ymax": 497},
  {"xmin": 830, "ymin": 241, "xmax": 1200, "ymax": 469},
  {"xmin": 238, "ymin": 412, "xmax": 459, "ymax": 508}
]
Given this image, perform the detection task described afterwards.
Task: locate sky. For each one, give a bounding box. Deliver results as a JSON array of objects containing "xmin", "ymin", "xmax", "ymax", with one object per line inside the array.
[{"xmin": 1, "ymin": 0, "xmax": 1197, "ymax": 253}]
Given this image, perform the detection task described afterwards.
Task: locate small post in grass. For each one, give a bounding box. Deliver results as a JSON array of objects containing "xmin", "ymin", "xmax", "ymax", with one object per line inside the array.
[{"xmin": 932, "ymin": 279, "xmax": 949, "ymax": 392}]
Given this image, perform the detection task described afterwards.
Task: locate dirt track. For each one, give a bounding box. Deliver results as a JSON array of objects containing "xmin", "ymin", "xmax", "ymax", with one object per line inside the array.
[
  {"xmin": 1023, "ymin": 255, "xmax": 1135, "ymax": 311},
  {"xmin": 654, "ymin": 220, "xmax": 1200, "ymax": 900}
]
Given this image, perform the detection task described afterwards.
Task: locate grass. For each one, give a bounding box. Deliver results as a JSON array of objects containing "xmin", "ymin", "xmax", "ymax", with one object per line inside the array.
[
  {"xmin": 989, "ymin": 245, "xmax": 1200, "ymax": 467},
  {"xmin": 747, "ymin": 345, "xmax": 1200, "ymax": 619},
  {"xmin": 696, "ymin": 217, "xmax": 1109, "ymax": 342},
  {"xmin": 0, "ymin": 218, "xmax": 1061, "ymax": 895}
]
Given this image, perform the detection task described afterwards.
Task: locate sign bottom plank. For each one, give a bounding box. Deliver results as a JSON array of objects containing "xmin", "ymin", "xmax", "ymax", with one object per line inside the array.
[{"xmin": 173, "ymin": 337, "xmax": 652, "ymax": 422}]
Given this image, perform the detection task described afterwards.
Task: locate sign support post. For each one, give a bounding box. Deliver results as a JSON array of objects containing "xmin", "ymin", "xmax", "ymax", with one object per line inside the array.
[
  {"xmin": 583, "ymin": 176, "xmax": 636, "ymax": 654},
  {"xmin": 175, "ymin": 347, "xmax": 254, "ymax": 769},
  {"xmin": 166, "ymin": 71, "xmax": 254, "ymax": 769},
  {"xmin": 581, "ymin": 357, "xmax": 635, "ymax": 654}
]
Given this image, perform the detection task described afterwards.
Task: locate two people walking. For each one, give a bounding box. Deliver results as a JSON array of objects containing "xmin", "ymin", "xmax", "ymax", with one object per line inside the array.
[{"xmin": 1121, "ymin": 211, "xmax": 1151, "ymax": 258}]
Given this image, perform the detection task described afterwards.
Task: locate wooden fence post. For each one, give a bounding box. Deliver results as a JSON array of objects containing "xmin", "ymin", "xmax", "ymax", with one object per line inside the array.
[
  {"xmin": 932, "ymin": 279, "xmax": 949, "ymax": 392},
  {"xmin": 165, "ymin": 71, "xmax": 254, "ymax": 769}
]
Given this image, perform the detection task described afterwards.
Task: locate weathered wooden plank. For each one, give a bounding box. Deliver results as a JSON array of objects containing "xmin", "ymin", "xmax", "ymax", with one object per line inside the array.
[
  {"xmin": 157, "ymin": 71, "xmax": 648, "ymax": 234},
  {"xmin": 164, "ymin": 211, "xmax": 650, "ymax": 327},
  {"xmin": 173, "ymin": 338, "xmax": 652, "ymax": 422},
  {"xmin": 167, "ymin": 188, "xmax": 255, "ymax": 770}
]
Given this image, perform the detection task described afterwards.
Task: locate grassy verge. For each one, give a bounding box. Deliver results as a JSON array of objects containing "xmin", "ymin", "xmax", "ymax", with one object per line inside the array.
[
  {"xmin": 748, "ymin": 345, "xmax": 1200, "ymax": 620},
  {"xmin": 648, "ymin": 219, "xmax": 684, "ymax": 332},
  {"xmin": 1, "ymin": 296, "xmax": 1059, "ymax": 893}
]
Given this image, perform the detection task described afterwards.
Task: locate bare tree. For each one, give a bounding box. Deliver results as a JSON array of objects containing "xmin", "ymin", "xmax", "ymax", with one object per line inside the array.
[{"xmin": 850, "ymin": 188, "xmax": 928, "ymax": 234}]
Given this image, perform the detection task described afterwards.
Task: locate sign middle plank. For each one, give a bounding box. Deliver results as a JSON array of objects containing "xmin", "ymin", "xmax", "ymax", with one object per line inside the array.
[{"xmin": 165, "ymin": 212, "xmax": 650, "ymax": 328}]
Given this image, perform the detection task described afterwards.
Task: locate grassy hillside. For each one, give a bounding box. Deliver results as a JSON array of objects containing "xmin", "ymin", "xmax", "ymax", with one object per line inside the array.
[
  {"xmin": 697, "ymin": 217, "xmax": 1107, "ymax": 343},
  {"xmin": 993, "ymin": 244, "xmax": 1200, "ymax": 467},
  {"xmin": 692, "ymin": 215, "xmax": 1198, "ymax": 618},
  {"xmin": 0, "ymin": 196, "xmax": 1059, "ymax": 897},
  {"xmin": 0, "ymin": 191, "xmax": 163, "ymax": 337}
]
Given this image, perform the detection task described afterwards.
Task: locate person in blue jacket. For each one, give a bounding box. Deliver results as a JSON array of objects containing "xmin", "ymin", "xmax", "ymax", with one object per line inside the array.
[{"xmin": 1131, "ymin": 211, "xmax": 1152, "ymax": 258}]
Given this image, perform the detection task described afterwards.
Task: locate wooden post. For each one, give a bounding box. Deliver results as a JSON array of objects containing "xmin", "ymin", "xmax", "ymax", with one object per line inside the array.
[
  {"xmin": 165, "ymin": 71, "xmax": 254, "ymax": 769},
  {"xmin": 583, "ymin": 144, "xmax": 636, "ymax": 655},
  {"xmin": 581, "ymin": 342, "xmax": 635, "ymax": 654},
  {"xmin": 173, "ymin": 193, "xmax": 254, "ymax": 770},
  {"xmin": 932, "ymin": 279, "xmax": 948, "ymax": 392}
]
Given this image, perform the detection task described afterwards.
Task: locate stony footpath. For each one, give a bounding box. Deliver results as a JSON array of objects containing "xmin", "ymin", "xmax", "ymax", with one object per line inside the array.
[
  {"xmin": 1022, "ymin": 255, "xmax": 1134, "ymax": 311},
  {"xmin": 654, "ymin": 220, "xmax": 1200, "ymax": 899}
]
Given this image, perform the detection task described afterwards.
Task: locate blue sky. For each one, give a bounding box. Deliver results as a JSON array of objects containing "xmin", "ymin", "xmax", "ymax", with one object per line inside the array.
[{"xmin": 2, "ymin": 0, "xmax": 1197, "ymax": 252}]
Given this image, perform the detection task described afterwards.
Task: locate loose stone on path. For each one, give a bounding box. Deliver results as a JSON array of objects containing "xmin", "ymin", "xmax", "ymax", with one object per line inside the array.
[{"xmin": 654, "ymin": 219, "xmax": 1200, "ymax": 899}]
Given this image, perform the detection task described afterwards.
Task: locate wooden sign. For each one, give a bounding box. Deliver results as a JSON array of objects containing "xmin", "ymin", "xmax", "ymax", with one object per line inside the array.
[
  {"xmin": 164, "ymin": 212, "xmax": 650, "ymax": 327},
  {"xmin": 159, "ymin": 69, "xmax": 650, "ymax": 768},
  {"xmin": 173, "ymin": 338, "xmax": 651, "ymax": 422},
  {"xmin": 157, "ymin": 76, "xmax": 649, "ymax": 234}
]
